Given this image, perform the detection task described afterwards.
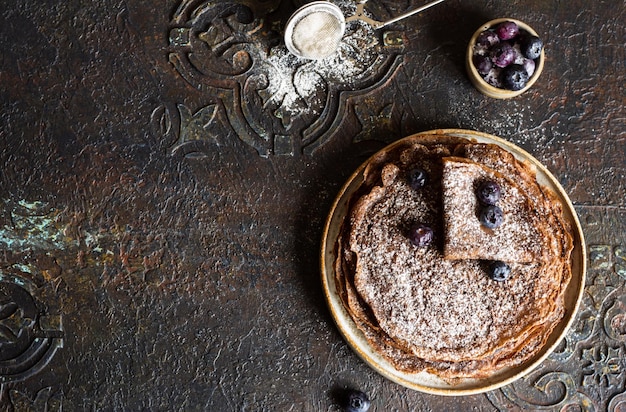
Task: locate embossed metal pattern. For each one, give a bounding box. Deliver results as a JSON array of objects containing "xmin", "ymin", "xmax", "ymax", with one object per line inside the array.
[
  {"xmin": 0, "ymin": 0, "xmax": 624, "ymax": 410},
  {"xmin": 165, "ymin": 0, "xmax": 404, "ymax": 157},
  {"xmin": 487, "ymin": 207, "xmax": 626, "ymax": 410}
]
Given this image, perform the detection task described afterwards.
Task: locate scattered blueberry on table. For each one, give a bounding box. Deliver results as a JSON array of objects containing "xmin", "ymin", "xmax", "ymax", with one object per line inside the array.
[{"xmin": 342, "ymin": 389, "xmax": 371, "ymax": 412}]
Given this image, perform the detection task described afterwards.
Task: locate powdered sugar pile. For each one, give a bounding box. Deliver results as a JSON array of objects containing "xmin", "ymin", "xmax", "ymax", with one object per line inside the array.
[{"xmin": 261, "ymin": 0, "xmax": 380, "ymax": 115}]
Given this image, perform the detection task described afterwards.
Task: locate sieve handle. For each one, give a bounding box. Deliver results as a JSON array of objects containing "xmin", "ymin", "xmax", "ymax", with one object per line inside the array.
[
  {"xmin": 346, "ymin": 0, "xmax": 445, "ymax": 29},
  {"xmin": 346, "ymin": 1, "xmax": 384, "ymax": 29}
]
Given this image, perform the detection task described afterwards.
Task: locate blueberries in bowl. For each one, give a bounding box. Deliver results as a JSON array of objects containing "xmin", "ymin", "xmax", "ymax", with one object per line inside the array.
[{"xmin": 470, "ymin": 19, "xmax": 544, "ymax": 93}]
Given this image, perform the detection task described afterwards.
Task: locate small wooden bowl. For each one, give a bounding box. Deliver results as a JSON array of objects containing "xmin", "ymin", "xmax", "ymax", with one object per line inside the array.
[{"xmin": 466, "ymin": 18, "xmax": 545, "ymax": 99}]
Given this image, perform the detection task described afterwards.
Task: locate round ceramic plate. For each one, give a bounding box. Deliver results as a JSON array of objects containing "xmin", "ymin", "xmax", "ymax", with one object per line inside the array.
[{"xmin": 320, "ymin": 129, "xmax": 586, "ymax": 396}]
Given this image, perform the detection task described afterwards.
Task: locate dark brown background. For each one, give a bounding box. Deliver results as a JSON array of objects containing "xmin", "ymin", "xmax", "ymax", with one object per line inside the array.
[{"xmin": 0, "ymin": 0, "xmax": 624, "ymax": 410}]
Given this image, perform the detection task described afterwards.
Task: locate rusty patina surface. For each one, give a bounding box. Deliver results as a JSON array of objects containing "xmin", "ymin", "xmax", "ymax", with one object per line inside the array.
[{"xmin": 0, "ymin": 0, "xmax": 624, "ymax": 410}]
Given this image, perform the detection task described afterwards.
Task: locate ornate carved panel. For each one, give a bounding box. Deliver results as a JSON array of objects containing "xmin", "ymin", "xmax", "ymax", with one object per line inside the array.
[
  {"xmin": 162, "ymin": 0, "xmax": 405, "ymax": 157},
  {"xmin": 487, "ymin": 206, "xmax": 626, "ymax": 411}
]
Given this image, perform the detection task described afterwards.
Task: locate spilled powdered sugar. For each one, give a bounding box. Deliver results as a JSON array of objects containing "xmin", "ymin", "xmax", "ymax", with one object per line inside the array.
[{"xmin": 262, "ymin": 0, "xmax": 379, "ymax": 114}]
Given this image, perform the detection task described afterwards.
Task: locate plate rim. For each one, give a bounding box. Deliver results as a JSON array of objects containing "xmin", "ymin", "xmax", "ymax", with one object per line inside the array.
[{"xmin": 320, "ymin": 128, "xmax": 587, "ymax": 396}]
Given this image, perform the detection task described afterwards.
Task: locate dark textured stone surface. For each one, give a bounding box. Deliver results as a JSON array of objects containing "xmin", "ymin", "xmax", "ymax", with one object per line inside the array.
[{"xmin": 0, "ymin": 0, "xmax": 624, "ymax": 410}]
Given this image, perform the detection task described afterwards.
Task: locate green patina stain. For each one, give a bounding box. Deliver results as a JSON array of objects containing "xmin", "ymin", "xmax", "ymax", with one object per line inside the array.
[{"xmin": 0, "ymin": 200, "xmax": 71, "ymax": 252}]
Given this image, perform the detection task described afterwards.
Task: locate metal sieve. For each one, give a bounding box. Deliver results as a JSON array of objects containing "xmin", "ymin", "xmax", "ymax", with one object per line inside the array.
[
  {"xmin": 284, "ymin": 2, "xmax": 347, "ymax": 60},
  {"xmin": 284, "ymin": 0, "xmax": 446, "ymax": 60}
]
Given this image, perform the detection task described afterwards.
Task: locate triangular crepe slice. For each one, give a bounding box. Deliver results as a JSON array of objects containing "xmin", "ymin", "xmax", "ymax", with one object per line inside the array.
[{"xmin": 441, "ymin": 156, "xmax": 548, "ymax": 263}]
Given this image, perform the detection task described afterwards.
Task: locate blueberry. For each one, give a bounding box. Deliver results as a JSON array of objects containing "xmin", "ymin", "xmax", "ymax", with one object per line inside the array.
[
  {"xmin": 483, "ymin": 68, "xmax": 502, "ymax": 88},
  {"xmin": 473, "ymin": 55, "xmax": 492, "ymax": 75},
  {"xmin": 479, "ymin": 205, "xmax": 503, "ymax": 229},
  {"xmin": 491, "ymin": 42, "xmax": 516, "ymax": 68},
  {"xmin": 511, "ymin": 45, "xmax": 525, "ymax": 65},
  {"xmin": 408, "ymin": 223, "xmax": 434, "ymax": 247},
  {"xmin": 342, "ymin": 389, "xmax": 371, "ymax": 412},
  {"xmin": 502, "ymin": 64, "xmax": 529, "ymax": 90},
  {"xmin": 476, "ymin": 30, "xmax": 500, "ymax": 47},
  {"xmin": 495, "ymin": 21, "xmax": 519, "ymax": 40},
  {"xmin": 522, "ymin": 58, "xmax": 536, "ymax": 77},
  {"xmin": 520, "ymin": 35, "xmax": 543, "ymax": 60},
  {"xmin": 488, "ymin": 260, "xmax": 512, "ymax": 281},
  {"xmin": 476, "ymin": 181, "xmax": 502, "ymax": 205},
  {"xmin": 407, "ymin": 168, "xmax": 428, "ymax": 190}
]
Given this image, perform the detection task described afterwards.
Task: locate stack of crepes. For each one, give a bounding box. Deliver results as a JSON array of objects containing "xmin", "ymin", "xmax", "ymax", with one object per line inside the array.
[{"xmin": 334, "ymin": 134, "xmax": 573, "ymax": 381}]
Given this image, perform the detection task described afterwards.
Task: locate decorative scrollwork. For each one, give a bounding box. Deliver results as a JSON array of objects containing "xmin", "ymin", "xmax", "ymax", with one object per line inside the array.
[
  {"xmin": 0, "ymin": 274, "xmax": 63, "ymax": 386},
  {"xmin": 487, "ymin": 372, "xmax": 597, "ymax": 411},
  {"xmin": 9, "ymin": 387, "xmax": 62, "ymax": 411},
  {"xmin": 608, "ymin": 390, "xmax": 626, "ymax": 412},
  {"xmin": 164, "ymin": 0, "xmax": 404, "ymax": 157},
  {"xmin": 605, "ymin": 295, "xmax": 626, "ymax": 341},
  {"xmin": 615, "ymin": 246, "xmax": 626, "ymax": 280},
  {"xmin": 581, "ymin": 345, "xmax": 623, "ymax": 388},
  {"xmin": 488, "ymin": 219, "xmax": 626, "ymax": 411}
]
